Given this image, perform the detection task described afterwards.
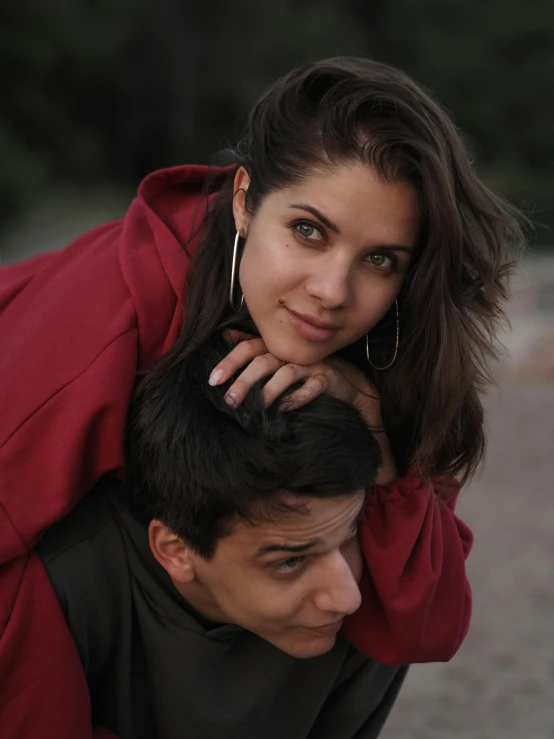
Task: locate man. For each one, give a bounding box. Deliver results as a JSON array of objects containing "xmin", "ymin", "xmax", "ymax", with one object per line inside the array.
[{"xmin": 37, "ymin": 336, "xmax": 406, "ymax": 739}]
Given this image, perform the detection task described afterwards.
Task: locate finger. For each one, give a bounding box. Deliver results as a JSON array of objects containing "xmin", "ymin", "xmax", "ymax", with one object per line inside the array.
[
  {"xmin": 260, "ymin": 362, "xmax": 305, "ymax": 407},
  {"xmin": 224, "ymin": 353, "xmax": 284, "ymax": 407},
  {"xmin": 278, "ymin": 374, "xmax": 329, "ymax": 410},
  {"xmin": 208, "ymin": 337, "xmax": 268, "ymax": 386},
  {"xmin": 263, "ymin": 366, "xmax": 328, "ymax": 408}
]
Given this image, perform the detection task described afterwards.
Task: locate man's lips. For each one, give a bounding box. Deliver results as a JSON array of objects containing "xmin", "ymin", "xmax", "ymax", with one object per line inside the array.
[
  {"xmin": 286, "ymin": 309, "xmax": 341, "ymax": 342},
  {"xmin": 303, "ymin": 619, "xmax": 344, "ymax": 637}
]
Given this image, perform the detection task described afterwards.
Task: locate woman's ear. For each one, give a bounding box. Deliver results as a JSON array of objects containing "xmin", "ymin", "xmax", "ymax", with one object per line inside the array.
[
  {"xmin": 232, "ymin": 167, "xmax": 251, "ymax": 236},
  {"xmin": 148, "ymin": 520, "xmax": 196, "ymax": 584}
]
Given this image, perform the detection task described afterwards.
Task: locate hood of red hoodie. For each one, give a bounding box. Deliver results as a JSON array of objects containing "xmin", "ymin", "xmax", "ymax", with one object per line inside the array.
[
  {"xmin": 0, "ymin": 164, "xmax": 232, "ymax": 451},
  {"xmin": 119, "ymin": 164, "xmax": 232, "ymax": 364},
  {"xmin": 0, "ymin": 163, "xmax": 233, "ymax": 561}
]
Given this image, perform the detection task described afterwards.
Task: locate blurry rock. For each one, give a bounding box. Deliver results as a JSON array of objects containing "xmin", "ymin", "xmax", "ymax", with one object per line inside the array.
[{"xmin": 501, "ymin": 258, "xmax": 554, "ymax": 384}]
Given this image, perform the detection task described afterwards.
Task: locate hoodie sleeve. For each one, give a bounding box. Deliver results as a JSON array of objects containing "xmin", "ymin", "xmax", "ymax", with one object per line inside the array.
[
  {"xmin": 0, "ymin": 553, "xmax": 120, "ymax": 738},
  {"xmin": 342, "ymin": 474, "xmax": 473, "ymax": 665},
  {"xmin": 0, "ymin": 169, "xmax": 207, "ymax": 570},
  {"xmin": 0, "ymin": 553, "xmax": 102, "ymax": 738},
  {"xmin": 0, "ymin": 223, "xmax": 142, "ymax": 566}
]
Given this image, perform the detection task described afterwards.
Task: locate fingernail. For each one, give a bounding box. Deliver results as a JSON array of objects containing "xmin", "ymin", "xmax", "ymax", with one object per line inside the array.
[
  {"xmin": 208, "ymin": 369, "xmax": 224, "ymax": 386},
  {"xmin": 224, "ymin": 392, "xmax": 239, "ymax": 407}
]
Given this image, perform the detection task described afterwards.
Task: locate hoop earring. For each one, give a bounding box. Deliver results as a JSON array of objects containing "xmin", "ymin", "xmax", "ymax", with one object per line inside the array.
[
  {"xmin": 366, "ymin": 300, "xmax": 399, "ymax": 370},
  {"xmin": 229, "ymin": 230, "xmax": 245, "ymax": 310}
]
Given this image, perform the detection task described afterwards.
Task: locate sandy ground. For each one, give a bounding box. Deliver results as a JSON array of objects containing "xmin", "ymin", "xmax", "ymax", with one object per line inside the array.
[
  {"xmin": 3, "ymin": 201, "xmax": 554, "ymax": 738},
  {"xmin": 383, "ymin": 258, "xmax": 554, "ymax": 739}
]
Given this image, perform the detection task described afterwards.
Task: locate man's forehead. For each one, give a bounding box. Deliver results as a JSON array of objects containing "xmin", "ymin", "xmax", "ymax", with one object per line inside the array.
[{"xmin": 223, "ymin": 492, "xmax": 366, "ymax": 554}]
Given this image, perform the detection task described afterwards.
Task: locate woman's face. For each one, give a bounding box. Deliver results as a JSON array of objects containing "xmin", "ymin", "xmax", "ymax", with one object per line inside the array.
[{"xmin": 234, "ymin": 162, "xmax": 420, "ymax": 365}]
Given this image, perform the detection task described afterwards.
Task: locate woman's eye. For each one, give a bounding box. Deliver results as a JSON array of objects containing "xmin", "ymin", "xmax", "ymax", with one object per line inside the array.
[
  {"xmin": 273, "ymin": 556, "xmax": 304, "ymax": 574},
  {"xmin": 293, "ymin": 221, "xmax": 323, "ymax": 242},
  {"xmin": 366, "ymin": 253, "xmax": 394, "ymax": 270}
]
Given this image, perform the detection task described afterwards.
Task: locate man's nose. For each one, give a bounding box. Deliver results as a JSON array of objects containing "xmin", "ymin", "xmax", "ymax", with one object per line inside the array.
[
  {"xmin": 304, "ymin": 258, "xmax": 351, "ymax": 310},
  {"xmin": 313, "ymin": 554, "xmax": 362, "ymax": 617}
]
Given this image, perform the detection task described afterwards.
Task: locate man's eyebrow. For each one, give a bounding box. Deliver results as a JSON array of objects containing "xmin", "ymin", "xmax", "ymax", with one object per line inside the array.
[
  {"xmin": 255, "ymin": 502, "xmax": 366, "ymax": 558},
  {"xmin": 289, "ymin": 204, "xmax": 340, "ymax": 234},
  {"xmin": 255, "ymin": 539, "xmax": 325, "ymax": 557},
  {"xmin": 289, "ymin": 203, "xmax": 415, "ymax": 253}
]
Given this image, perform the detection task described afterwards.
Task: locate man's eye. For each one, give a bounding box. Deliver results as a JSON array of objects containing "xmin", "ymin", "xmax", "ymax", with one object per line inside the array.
[
  {"xmin": 293, "ymin": 221, "xmax": 323, "ymax": 241},
  {"xmin": 273, "ymin": 556, "xmax": 304, "ymax": 574}
]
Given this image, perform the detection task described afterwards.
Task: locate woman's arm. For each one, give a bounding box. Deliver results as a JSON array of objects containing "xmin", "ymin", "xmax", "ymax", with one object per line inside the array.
[
  {"xmin": 0, "ymin": 204, "xmax": 187, "ymax": 565},
  {"xmin": 342, "ymin": 474, "xmax": 473, "ymax": 665},
  {"xmin": 0, "ymin": 553, "xmax": 117, "ymax": 738}
]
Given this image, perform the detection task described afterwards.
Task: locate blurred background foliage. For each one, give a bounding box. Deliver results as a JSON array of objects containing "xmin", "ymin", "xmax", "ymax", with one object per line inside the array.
[{"xmin": 1, "ymin": 0, "xmax": 552, "ymax": 245}]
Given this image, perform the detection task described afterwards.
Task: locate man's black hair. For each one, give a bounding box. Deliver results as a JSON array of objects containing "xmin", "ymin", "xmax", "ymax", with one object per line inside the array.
[{"xmin": 125, "ymin": 333, "xmax": 381, "ymax": 558}]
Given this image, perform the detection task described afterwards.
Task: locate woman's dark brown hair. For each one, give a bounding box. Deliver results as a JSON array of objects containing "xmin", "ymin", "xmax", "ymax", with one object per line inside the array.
[{"xmin": 140, "ymin": 57, "xmax": 525, "ymax": 488}]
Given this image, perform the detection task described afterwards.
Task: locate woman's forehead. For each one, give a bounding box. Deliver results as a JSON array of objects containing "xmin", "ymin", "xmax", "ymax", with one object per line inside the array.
[{"xmin": 265, "ymin": 163, "xmax": 420, "ymax": 242}]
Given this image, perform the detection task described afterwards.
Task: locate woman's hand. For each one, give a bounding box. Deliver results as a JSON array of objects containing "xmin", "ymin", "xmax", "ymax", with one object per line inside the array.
[
  {"xmin": 209, "ymin": 332, "xmax": 374, "ymax": 412},
  {"xmin": 209, "ymin": 331, "xmax": 397, "ymax": 483}
]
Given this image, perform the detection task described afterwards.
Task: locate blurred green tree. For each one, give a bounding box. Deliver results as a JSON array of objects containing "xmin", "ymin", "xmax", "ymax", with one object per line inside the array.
[
  {"xmin": 1, "ymin": 0, "xmax": 552, "ymax": 242},
  {"xmin": 351, "ymin": 0, "xmax": 553, "ymax": 242}
]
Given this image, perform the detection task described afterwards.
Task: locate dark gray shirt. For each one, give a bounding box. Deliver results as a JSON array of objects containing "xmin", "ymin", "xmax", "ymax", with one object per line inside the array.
[{"xmin": 37, "ymin": 478, "xmax": 406, "ymax": 739}]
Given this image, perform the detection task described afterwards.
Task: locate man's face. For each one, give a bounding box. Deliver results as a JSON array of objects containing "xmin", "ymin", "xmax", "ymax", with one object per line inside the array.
[{"xmin": 170, "ymin": 493, "xmax": 365, "ymax": 659}]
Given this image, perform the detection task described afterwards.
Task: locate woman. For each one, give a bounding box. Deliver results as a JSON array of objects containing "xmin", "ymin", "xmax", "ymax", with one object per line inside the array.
[{"xmin": 0, "ymin": 57, "xmax": 522, "ymax": 736}]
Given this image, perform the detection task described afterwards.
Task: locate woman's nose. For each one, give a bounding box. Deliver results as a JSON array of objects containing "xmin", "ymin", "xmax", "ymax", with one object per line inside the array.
[{"xmin": 304, "ymin": 258, "xmax": 351, "ymax": 310}]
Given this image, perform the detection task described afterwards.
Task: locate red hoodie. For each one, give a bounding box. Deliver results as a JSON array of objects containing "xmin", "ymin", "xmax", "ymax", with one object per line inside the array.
[{"xmin": 0, "ymin": 165, "xmax": 472, "ymax": 738}]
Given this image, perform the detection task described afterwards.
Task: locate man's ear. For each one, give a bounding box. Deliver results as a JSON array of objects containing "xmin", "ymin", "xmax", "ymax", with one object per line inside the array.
[
  {"xmin": 148, "ymin": 520, "xmax": 196, "ymax": 584},
  {"xmin": 232, "ymin": 166, "xmax": 251, "ymax": 236}
]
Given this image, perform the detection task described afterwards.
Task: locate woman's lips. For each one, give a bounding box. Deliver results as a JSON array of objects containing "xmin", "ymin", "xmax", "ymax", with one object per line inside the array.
[{"xmin": 286, "ymin": 309, "xmax": 340, "ymax": 342}]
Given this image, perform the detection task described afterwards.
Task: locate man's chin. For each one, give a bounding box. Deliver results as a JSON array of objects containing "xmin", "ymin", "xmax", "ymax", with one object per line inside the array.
[{"xmin": 269, "ymin": 633, "xmax": 338, "ymax": 659}]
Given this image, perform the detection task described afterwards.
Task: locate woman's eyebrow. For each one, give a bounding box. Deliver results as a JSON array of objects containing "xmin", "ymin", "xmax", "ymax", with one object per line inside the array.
[
  {"xmin": 289, "ymin": 203, "xmax": 415, "ymax": 253},
  {"xmin": 289, "ymin": 203, "xmax": 340, "ymax": 234}
]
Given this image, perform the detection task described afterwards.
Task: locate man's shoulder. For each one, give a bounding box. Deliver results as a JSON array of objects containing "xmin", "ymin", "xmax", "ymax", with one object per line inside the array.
[
  {"xmin": 37, "ymin": 476, "xmax": 123, "ymax": 568},
  {"xmin": 36, "ymin": 476, "xmax": 131, "ymax": 620},
  {"xmin": 36, "ymin": 477, "xmax": 132, "ymax": 682}
]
